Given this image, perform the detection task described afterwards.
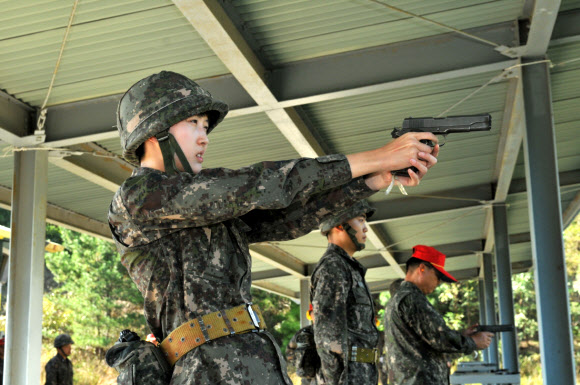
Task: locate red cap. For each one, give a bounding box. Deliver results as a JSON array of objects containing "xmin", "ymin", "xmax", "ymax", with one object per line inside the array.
[{"xmin": 412, "ymin": 245, "xmax": 456, "ymax": 282}]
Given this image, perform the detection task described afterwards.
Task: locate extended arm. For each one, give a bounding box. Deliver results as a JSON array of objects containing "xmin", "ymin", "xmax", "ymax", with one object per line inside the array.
[
  {"xmin": 401, "ymin": 294, "xmax": 477, "ymax": 354},
  {"xmin": 243, "ymin": 177, "xmax": 373, "ymax": 243}
]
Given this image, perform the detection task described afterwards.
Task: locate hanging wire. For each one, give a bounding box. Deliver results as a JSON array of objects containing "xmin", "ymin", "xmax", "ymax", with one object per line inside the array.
[
  {"xmin": 436, "ymin": 59, "xmax": 555, "ymax": 117},
  {"xmin": 367, "ymin": 0, "xmax": 501, "ymax": 48},
  {"xmin": 37, "ymin": 0, "xmax": 80, "ymax": 132},
  {"xmin": 0, "ymin": 145, "xmax": 123, "ymax": 160}
]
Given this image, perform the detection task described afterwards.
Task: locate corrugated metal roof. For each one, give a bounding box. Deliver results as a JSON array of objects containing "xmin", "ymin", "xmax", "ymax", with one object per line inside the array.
[
  {"xmin": 233, "ymin": 0, "xmax": 524, "ymax": 65},
  {"xmin": 47, "ymin": 163, "xmax": 114, "ymax": 223},
  {"xmin": 0, "ymin": 0, "xmax": 227, "ymax": 106}
]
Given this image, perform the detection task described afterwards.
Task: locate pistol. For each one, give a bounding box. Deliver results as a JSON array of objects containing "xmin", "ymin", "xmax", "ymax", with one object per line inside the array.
[
  {"xmin": 390, "ymin": 114, "xmax": 492, "ymax": 177},
  {"xmin": 473, "ymin": 324, "xmax": 515, "ymax": 333}
]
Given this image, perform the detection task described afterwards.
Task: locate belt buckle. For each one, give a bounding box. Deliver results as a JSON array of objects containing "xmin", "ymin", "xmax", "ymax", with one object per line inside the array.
[
  {"xmin": 351, "ymin": 346, "xmax": 357, "ymax": 362},
  {"xmin": 374, "ymin": 348, "xmax": 379, "ymax": 363},
  {"xmin": 246, "ymin": 302, "xmax": 263, "ymax": 332}
]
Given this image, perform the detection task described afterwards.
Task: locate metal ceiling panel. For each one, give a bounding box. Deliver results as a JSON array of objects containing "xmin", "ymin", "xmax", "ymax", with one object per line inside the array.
[
  {"xmin": 231, "ymin": 0, "xmax": 524, "ymax": 65},
  {"xmin": 0, "ymin": 0, "xmax": 227, "ymax": 106},
  {"xmin": 47, "ymin": 162, "xmax": 114, "ymax": 223}
]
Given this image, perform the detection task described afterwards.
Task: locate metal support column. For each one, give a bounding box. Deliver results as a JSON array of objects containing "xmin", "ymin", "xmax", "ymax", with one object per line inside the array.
[
  {"xmin": 4, "ymin": 150, "xmax": 48, "ymax": 385},
  {"xmin": 482, "ymin": 253, "xmax": 499, "ymax": 366},
  {"xmin": 492, "ymin": 204, "xmax": 518, "ymax": 374},
  {"xmin": 521, "ymin": 58, "xmax": 576, "ymax": 384},
  {"xmin": 300, "ymin": 278, "xmax": 310, "ymax": 327},
  {"xmin": 478, "ymin": 280, "xmax": 489, "ymax": 363}
]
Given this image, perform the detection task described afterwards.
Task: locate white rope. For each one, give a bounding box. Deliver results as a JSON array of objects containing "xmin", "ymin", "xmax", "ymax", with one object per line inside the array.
[
  {"xmin": 368, "ymin": 0, "xmax": 501, "ymax": 48},
  {"xmin": 37, "ymin": 0, "xmax": 80, "ymax": 131},
  {"xmin": 0, "ymin": 145, "xmax": 122, "ymax": 160}
]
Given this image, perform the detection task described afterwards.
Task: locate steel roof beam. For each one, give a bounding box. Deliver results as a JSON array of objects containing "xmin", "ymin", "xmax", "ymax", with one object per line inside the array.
[
  {"xmin": 250, "ymin": 244, "xmax": 307, "ymax": 279},
  {"xmin": 251, "ymin": 281, "xmax": 297, "ymax": 300},
  {"xmin": 48, "ymin": 143, "xmax": 131, "ymax": 193},
  {"xmin": 510, "ymin": 0, "xmax": 562, "ymax": 57},
  {"xmin": 482, "ymin": 70, "xmax": 526, "ymax": 259},
  {"xmin": 563, "ymin": 192, "xmax": 580, "ymax": 229},
  {"xmin": 270, "ymin": 22, "xmax": 517, "ymax": 103},
  {"xmin": 0, "ymin": 186, "xmax": 112, "ymax": 242},
  {"xmin": 172, "ymin": 0, "xmax": 324, "ymax": 158}
]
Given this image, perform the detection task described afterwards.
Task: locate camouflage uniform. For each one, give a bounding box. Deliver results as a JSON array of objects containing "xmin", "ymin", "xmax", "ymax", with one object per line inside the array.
[
  {"xmin": 384, "ymin": 281, "xmax": 477, "ymax": 385},
  {"xmin": 109, "ymin": 155, "xmax": 375, "ymax": 384},
  {"xmin": 45, "ymin": 354, "xmax": 73, "ymax": 385},
  {"xmin": 310, "ymin": 244, "xmax": 379, "ymax": 385}
]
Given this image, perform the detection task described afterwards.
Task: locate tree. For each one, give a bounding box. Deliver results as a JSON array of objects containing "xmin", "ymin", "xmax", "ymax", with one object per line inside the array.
[{"xmin": 44, "ymin": 225, "xmax": 146, "ymax": 349}]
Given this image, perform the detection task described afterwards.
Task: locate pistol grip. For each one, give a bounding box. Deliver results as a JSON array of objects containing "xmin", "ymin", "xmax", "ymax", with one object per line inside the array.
[{"xmin": 391, "ymin": 166, "xmax": 419, "ymax": 177}]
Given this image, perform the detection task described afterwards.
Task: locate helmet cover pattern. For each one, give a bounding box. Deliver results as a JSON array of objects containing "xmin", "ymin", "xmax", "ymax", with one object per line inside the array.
[
  {"xmin": 54, "ymin": 333, "xmax": 74, "ymax": 348},
  {"xmin": 117, "ymin": 71, "xmax": 229, "ymax": 166},
  {"xmin": 319, "ymin": 200, "xmax": 376, "ymax": 236}
]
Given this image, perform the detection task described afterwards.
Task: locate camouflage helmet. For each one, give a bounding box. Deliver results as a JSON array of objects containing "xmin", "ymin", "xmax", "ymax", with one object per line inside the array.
[
  {"xmin": 117, "ymin": 71, "xmax": 229, "ymax": 166},
  {"xmin": 319, "ymin": 200, "xmax": 376, "ymax": 235},
  {"xmin": 54, "ymin": 333, "xmax": 74, "ymax": 348}
]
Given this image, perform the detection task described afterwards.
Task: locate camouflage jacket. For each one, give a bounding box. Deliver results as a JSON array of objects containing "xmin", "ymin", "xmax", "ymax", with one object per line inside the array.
[
  {"xmin": 310, "ymin": 244, "xmax": 379, "ymax": 385},
  {"xmin": 384, "ymin": 281, "xmax": 477, "ymax": 385},
  {"xmin": 108, "ymin": 155, "xmax": 374, "ymax": 385},
  {"xmin": 45, "ymin": 354, "xmax": 73, "ymax": 385}
]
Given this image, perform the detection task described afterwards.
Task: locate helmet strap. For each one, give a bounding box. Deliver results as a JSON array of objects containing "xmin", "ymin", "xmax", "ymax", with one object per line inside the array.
[
  {"xmin": 155, "ymin": 131, "xmax": 195, "ymax": 175},
  {"xmin": 343, "ymin": 223, "xmax": 365, "ymax": 251}
]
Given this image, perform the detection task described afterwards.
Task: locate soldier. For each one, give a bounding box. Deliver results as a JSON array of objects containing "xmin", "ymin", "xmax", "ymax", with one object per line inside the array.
[
  {"xmin": 108, "ymin": 71, "xmax": 439, "ymax": 384},
  {"xmin": 384, "ymin": 245, "xmax": 493, "ymax": 385},
  {"xmin": 310, "ymin": 200, "xmax": 379, "ymax": 385},
  {"xmin": 45, "ymin": 334, "xmax": 74, "ymax": 385}
]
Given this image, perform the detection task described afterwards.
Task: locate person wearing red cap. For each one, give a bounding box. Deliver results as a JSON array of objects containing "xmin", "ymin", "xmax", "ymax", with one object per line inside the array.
[{"xmin": 384, "ymin": 245, "xmax": 494, "ymax": 385}]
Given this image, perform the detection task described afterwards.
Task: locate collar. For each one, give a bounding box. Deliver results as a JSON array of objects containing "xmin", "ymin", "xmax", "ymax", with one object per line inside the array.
[
  {"xmin": 326, "ymin": 243, "xmax": 367, "ymax": 276},
  {"xmin": 55, "ymin": 353, "xmax": 70, "ymax": 362},
  {"xmin": 399, "ymin": 280, "xmax": 424, "ymax": 296}
]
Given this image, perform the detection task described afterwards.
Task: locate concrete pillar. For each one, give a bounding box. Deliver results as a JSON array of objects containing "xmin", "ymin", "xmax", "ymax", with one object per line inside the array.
[
  {"xmin": 4, "ymin": 150, "xmax": 48, "ymax": 385},
  {"xmin": 521, "ymin": 58, "xmax": 576, "ymax": 384}
]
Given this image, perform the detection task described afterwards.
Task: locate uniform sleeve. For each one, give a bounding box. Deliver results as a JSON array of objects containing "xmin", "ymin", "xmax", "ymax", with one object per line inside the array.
[
  {"xmin": 45, "ymin": 360, "xmax": 57, "ymax": 385},
  {"xmin": 312, "ymin": 259, "xmax": 350, "ymax": 385},
  {"xmin": 243, "ymin": 177, "xmax": 374, "ymax": 243},
  {"xmin": 399, "ymin": 293, "xmax": 477, "ymax": 354},
  {"xmin": 110, "ymin": 156, "xmax": 353, "ymax": 245}
]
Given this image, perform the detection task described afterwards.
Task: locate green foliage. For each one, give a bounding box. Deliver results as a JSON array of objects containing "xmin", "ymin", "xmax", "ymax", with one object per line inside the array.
[
  {"xmin": 43, "ymin": 224, "xmax": 146, "ymax": 349},
  {"xmin": 251, "ymin": 288, "xmax": 301, "ymax": 355}
]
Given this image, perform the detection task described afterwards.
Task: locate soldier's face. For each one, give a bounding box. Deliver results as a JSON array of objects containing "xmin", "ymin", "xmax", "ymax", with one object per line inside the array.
[
  {"xmin": 346, "ymin": 215, "xmax": 368, "ymax": 245},
  {"xmin": 420, "ymin": 264, "xmax": 441, "ymax": 294},
  {"xmin": 169, "ymin": 114, "xmax": 210, "ymax": 174},
  {"xmin": 60, "ymin": 344, "xmax": 72, "ymax": 357}
]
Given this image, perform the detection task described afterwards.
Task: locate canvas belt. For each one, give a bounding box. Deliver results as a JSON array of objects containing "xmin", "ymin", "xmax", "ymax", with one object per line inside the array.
[
  {"xmin": 159, "ymin": 302, "xmax": 266, "ymax": 366},
  {"xmin": 349, "ymin": 346, "xmax": 378, "ymax": 364}
]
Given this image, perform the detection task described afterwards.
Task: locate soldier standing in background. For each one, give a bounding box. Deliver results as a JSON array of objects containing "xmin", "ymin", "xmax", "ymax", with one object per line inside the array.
[
  {"xmin": 310, "ymin": 200, "xmax": 379, "ymax": 385},
  {"xmin": 109, "ymin": 71, "xmax": 439, "ymax": 384},
  {"xmin": 384, "ymin": 245, "xmax": 493, "ymax": 385},
  {"xmin": 45, "ymin": 334, "xmax": 74, "ymax": 385}
]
